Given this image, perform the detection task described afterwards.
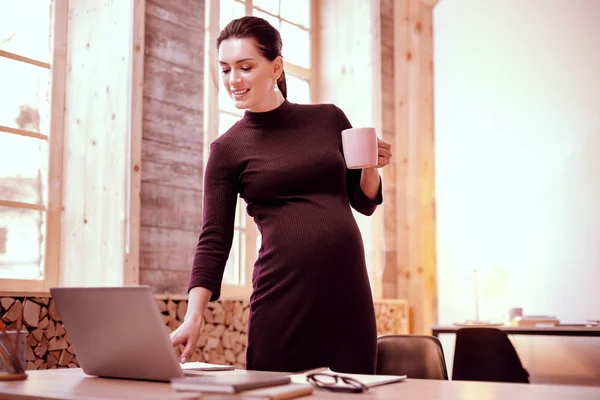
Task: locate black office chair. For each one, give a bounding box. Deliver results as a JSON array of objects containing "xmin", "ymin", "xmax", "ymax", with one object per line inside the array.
[
  {"xmin": 376, "ymin": 334, "xmax": 449, "ymax": 379},
  {"xmin": 452, "ymin": 327, "xmax": 530, "ymax": 383}
]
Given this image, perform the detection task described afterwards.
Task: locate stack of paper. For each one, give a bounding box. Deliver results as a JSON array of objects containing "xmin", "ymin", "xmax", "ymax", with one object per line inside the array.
[{"xmin": 180, "ymin": 361, "xmax": 235, "ymax": 371}]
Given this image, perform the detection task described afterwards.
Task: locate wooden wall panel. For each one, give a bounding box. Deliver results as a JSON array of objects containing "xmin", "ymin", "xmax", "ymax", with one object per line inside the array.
[
  {"xmin": 142, "ymin": 98, "xmax": 203, "ymax": 149},
  {"xmin": 141, "ymin": 139, "xmax": 203, "ymax": 189},
  {"xmin": 140, "ymin": 227, "xmax": 197, "ymax": 272},
  {"xmin": 143, "ymin": 58, "xmax": 203, "ymax": 110},
  {"xmin": 140, "ymin": 0, "xmax": 205, "ymax": 292},
  {"xmin": 144, "ymin": 14, "xmax": 204, "ymax": 70},
  {"xmin": 391, "ymin": 0, "xmax": 437, "ymax": 334},
  {"xmin": 315, "ymin": 0, "xmax": 385, "ymax": 298},
  {"xmin": 380, "ymin": 0, "xmax": 400, "ymax": 299},
  {"xmin": 145, "ymin": 0, "xmax": 205, "ymax": 32},
  {"xmin": 60, "ymin": 0, "xmax": 136, "ymax": 286},
  {"xmin": 141, "ymin": 158, "xmax": 203, "ymax": 189},
  {"xmin": 142, "ymin": 139, "xmax": 203, "ymax": 170},
  {"xmin": 140, "ymin": 183, "xmax": 202, "ymax": 231},
  {"xmin": 139, "ymin": 270, "xmax": 192, "ymax": 294}
]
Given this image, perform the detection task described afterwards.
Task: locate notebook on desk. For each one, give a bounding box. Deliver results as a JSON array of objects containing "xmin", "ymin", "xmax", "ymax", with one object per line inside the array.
[
  {"xmin": 171, "ymin": 372, "xmax": 292, "ymax": 393},
  {"xmin": 198, "ymin": 383, "xmax": 314, "ymax": 400}
]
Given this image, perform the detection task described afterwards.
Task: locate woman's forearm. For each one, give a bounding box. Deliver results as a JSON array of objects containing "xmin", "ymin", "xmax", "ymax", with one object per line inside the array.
[
  {"xmin": 185, "ymin": 286, "xmax": 213, "ymax": 320},
  {"xmin": 360, "ymin": 167, "xmax": 381, "ymax": 201}
]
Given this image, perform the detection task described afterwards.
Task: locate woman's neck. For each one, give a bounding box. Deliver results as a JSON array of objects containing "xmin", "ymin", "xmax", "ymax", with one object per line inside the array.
[{"xmin": 247, "ymin": 91, "xmax": 285, "ymax": 113}]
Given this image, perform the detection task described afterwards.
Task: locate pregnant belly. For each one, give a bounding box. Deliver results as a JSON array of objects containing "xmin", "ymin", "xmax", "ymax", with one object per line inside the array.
[
  {"xmin": 249, "ymin": 202, "xmax": 368, "ymax": 299},
  {"xmin": 258, "ymin": 206, "xmax": 364, "ymax": 262}
]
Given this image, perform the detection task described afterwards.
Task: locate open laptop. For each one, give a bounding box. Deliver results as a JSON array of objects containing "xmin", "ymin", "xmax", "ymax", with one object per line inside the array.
[{"xmin": 50, "ymin": 286, "xmax": 234, "ymax": 382}]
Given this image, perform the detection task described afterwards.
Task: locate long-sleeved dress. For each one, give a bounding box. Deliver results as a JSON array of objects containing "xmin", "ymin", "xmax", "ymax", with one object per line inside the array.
[{"xmin": 188, "ymin": 100, "xmax": 383, "ymax": 374}]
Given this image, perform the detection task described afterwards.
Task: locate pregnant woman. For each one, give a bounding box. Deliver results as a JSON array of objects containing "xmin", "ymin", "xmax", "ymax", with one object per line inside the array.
[{"xmin": 170, "ymin": 15, "xmax": 392, "ymax": 374}]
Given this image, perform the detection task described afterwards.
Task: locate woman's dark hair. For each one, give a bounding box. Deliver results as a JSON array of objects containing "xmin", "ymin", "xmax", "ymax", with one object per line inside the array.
[{"xmin": 217, "ymin": 16, "xmax": 287, "ymax": 99}]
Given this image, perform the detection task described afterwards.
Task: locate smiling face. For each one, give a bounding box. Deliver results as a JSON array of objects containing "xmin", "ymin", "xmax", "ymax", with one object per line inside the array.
[{"xmin": 219, "ymin": 37, "xmax": 283, "ymax": 112}]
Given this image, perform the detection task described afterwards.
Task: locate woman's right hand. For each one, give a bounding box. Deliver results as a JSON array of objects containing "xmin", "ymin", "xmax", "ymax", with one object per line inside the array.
[{"xmin": 170, "ymin": 313, "xmax": 204, "ymax": 363}]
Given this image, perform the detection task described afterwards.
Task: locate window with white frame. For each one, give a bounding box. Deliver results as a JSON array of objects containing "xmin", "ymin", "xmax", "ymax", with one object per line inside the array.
[
  {"xmin": 0, "ymin": 0, "xmax": 64, "ymax": 289},
  {"xmin": 215, "ymin": 0, "xmax": 313, "ymax": 290}
]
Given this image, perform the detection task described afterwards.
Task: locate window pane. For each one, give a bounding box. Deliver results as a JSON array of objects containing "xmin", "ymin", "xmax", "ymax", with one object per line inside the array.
[
  {"xmin": 280, "ymin": 21, "xmax": 310, "ymax": 68},
  {"xmin": 252, "ymin": 9, "xmax": 280, "ymax": 30},
  {"xmin": 280, "ymin": 0, "xmax": 310, "ymax": 28},
  {"xmin": 0, "ymin": 133, "xmax": 48, "ymax": 206},
  {"xmin": 218, "ymin": 112, "xmax": 242, "ymax": 136},
  {"xmin": 0, "ymin": 57, "xmax": 52, "ymax": 134},
  {"xmin": 285, "ymin": 74, "xmax": 310, "ymax": 104},
  {"xmin": 0, "ymin": 0, "xmax": 53, "ymax": 63},
  {"xmin": 222, "ymin": 228, "xmax": 240, "ymax": 285},
  {"xmin": 253, "ymin": 0, "xmax": 279, "ymax": 16},
  {"xmin": 0, "ymin": 206, "xmax": 45, "ymax": 280},
  {"xmin": 220, "ymin": 0, "xmax": 246, "ymax": 29},
  {"xmin": 235, "ymin": 198, "xmax": 247, "ymax": 229},
  {"xmin": 239, "ymin": 229, "xmax": 246, "ymax": 285},
  {"xmin": 222, "ymin": 228, "xmax": 246, "ymax": 286},
  {"xmin": 256, "ymin": 232, "xmax": 261, "ymax": 257}
]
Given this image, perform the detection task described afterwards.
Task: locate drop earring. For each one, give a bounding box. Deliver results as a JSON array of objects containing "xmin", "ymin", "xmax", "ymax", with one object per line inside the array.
[{"xmin": 274, "ymin": 82, "xmax": 279, "ymax": 92}]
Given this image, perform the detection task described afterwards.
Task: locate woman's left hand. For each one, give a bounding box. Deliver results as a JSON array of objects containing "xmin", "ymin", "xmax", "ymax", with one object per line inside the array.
[{"xmin": 377, "ymin": 138, "xmax": 392, "ymax": 168}]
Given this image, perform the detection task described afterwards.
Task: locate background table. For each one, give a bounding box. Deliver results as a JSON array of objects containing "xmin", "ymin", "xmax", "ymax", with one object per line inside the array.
[{"xmin": 431, "ymin": 324, "xmax": 600, "ymax": 338}]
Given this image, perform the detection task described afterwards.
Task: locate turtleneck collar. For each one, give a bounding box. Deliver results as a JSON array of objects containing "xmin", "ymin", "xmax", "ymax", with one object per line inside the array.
[{"xmin": 242, "ymin": 99, "xmax": 296, "ymax": 126}]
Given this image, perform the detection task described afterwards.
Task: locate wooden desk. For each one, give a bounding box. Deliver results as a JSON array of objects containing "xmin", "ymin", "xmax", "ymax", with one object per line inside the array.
[
  {"xmin": 431, "ymin": 324, "xmax": 600, "ymax": 338},
  {"xmin": 0, "ymin": 368, "xmax": 599, "ymax": 400}
]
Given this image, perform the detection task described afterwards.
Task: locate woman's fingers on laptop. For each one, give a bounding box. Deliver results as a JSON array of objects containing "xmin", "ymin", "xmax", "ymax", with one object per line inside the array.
[
  {"xmin": 181, "ymin": 334, "xmax": 198, "ymax": 364},
  {"xmin": 170, "ymin": 318, "xmax": 203, "ymax": 363},
  {"xmin": 169, "ymin": 328, "xmax": 189, "ymax": 362}
]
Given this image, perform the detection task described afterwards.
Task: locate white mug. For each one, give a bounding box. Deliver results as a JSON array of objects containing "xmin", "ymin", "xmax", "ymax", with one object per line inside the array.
[{"xmin": 341, "ymin": 127, "xmax": 378, "ymax": 169}]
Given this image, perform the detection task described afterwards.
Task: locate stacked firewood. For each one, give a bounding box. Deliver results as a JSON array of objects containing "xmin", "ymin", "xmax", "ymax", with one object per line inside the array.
[
  {"xmin": 157, "ymin": 298, "xmax": 249, "ymax": 369},
  {"xmin": 374, "ymin": 299, "xmax": 409, "ymax": 335},
  {"xmin": 1, "ymin": 295, "xmax": 406, "ymax": 371},
  {"xmin": 0, "ymin": 295, "xmax": 251, "ymax": 371},
  {"xmin": 1, "ymin": 297, "xmax": 79, "ymax": 370}
]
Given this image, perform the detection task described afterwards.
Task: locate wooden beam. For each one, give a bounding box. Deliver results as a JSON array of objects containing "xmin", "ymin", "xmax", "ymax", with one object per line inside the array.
[
  {"xmin": 310, "ymin": 0, "xmax": 320, "ymax": 103},
  {"xmin": 44, "ymin": 0, "xmax": 68, "ymax": 291},
  {"xmin": 0, "ymin": 126, "xmax": 48, "ymax": 140},
  {"xmin": 393, "ymin": 0, "xmax": 410, "ymax": 305},
  {"xmin": 123, "ymin": 0, "xmax": 145, "ymax": 286},
  {"xmin": 203, "ymin": 0, "xmax": 220, "ymax": 171},
  {"xmin": 419, "ymin": 0, "xmax": 438, "ymax": 336},
  {"xmin": 0, "ymin": 279, "xmax": 45, "ymax": 293},
  {"xmin": 0, "ymin": 200, "xmax": 45, "ymax": 211},
  {"xmin": 0, "ymin": 50, "xmax": 51, "ymax": 69},
  {"xmin": 369, "ymin": 0, "xmax": 384, "ymax": 301},
  {"xmin": 393, "ymin": 0, "xmax": 437, "ymax": 334}
]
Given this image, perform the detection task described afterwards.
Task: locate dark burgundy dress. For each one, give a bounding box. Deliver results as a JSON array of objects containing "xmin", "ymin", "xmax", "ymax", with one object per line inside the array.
[{"xmin": 189, "ymin": 100, "xmax": 383, "ymax": 374}]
